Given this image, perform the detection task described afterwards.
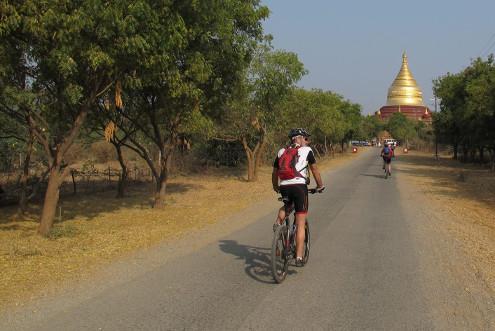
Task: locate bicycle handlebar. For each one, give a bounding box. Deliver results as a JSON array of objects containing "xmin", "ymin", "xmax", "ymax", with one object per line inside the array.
[{"xmin": 308, "ymin": 186, "xmax": 325, "ymax": 194}]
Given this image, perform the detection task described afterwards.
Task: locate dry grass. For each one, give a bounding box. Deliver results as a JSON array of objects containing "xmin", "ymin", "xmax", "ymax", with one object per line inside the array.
[
  {"xmin": 0, "ymin": 152, "xmax": 356, "ymax": 309},
  {"xmin": 397, "ymin": 151, "xmax": 495, "ymax": 293}
]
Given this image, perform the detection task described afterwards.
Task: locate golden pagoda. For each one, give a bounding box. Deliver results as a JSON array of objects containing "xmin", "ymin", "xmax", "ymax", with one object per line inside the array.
[
  {"xmin": 387, "ymin": 52, "xmax": 424, "ymax": 106},
  {"xmin": 377, "ymin": 52, "xmax": 431, "ymax": 123}
]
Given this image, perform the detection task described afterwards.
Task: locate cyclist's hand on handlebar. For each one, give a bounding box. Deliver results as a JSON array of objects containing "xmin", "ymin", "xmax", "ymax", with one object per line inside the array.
[
  {"xmin": 309, "ymin": 186, "xmax": 325, "ymax": 194},
  {"xmin": 273, "ymin": 185, "xmax": 280, "ymax": 193}
]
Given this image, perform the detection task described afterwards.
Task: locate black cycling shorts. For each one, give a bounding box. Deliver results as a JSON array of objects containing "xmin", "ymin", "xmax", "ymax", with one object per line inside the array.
[
  {"xmin": 383, "ymin": 156, "xmax": 392, "ymax": 164},
  {"xmin": 279, "ymin": 184, "xmax": 308, "ymax": 215}
]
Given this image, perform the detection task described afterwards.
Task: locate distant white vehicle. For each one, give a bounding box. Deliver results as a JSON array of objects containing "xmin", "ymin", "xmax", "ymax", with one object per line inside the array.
[{"xmin": 383, "ymin": 138, "xmax": 398, "ymax": 147}]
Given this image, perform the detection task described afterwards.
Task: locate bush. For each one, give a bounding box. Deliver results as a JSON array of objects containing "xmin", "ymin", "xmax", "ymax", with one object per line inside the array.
[{"xmin": 48, "ymin": 224, "xmax": 79, "ymax": 239}]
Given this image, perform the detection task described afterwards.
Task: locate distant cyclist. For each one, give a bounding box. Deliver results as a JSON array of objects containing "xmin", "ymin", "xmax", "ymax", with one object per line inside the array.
[
  {"xmin": 272, "ymin": 128, "xmax": 324, "ymax": 267},
  {"xmin": 381, "ymin": 143, "xmax": 394, "ymax": 176}
]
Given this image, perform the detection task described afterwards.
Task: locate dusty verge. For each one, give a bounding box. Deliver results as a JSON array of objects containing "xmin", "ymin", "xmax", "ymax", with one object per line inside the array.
[{"xmin": 396, "ymin": 151, "xmax": 495, "ymax": 328}]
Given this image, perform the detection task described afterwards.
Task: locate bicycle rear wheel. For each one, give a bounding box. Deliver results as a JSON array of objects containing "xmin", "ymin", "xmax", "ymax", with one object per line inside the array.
[
  {"xmin": 303, "ymin": 221, "xmax": 310, "ymax": 265},
  {"xmin": 271, "ymin": 225, "xmax": 289, "ymax": 283}
]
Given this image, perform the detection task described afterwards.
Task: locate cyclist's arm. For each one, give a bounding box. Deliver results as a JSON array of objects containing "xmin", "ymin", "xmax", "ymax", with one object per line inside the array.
[
  {"xmin": 272, "ymin": 168, "xmax": 279, "ymax": 192},
  {"xmin": 309, "ymin": 163, "xmax": 323, "ymax": 188},
  {"xmin": 272, "ymin": 156, "xmax": 280, "ymax": 192},
  {"xmin": 306, "ymin": 149, "xmax": 323, "ymax": 188}
]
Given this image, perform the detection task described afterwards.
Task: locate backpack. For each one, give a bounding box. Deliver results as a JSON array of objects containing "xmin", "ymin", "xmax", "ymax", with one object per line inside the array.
[
  {"xmin": 277, "ymin": 146, "xmax": 304, "ymax": 180},
  {"xmin": 383, "ymin": 146, "xmax": 391, "ymax": 157}
]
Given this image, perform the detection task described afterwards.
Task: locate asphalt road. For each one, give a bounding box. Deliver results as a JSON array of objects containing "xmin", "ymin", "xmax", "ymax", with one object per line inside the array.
[{"xmin": 2, "ymin": 148, "xmax": 494, "ymax": 330}]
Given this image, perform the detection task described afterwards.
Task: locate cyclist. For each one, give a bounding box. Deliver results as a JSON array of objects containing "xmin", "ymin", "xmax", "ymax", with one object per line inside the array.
[
  {"xmin": 272, "ymin": 128, "xmax": 324, "ymax": 267},
  {"xmin": 381, "ymin": 143, "xmax": 394, "ymax": 176}
]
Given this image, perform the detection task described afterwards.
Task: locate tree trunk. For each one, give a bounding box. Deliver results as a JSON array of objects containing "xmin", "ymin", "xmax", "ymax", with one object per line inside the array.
[
  {"xmin": 247, "ymin": 156, "xmax": 256, "ymax": 182},
  {"xmin": 241, "ymin": 136, "xmax": 257, "ymax": 182},
  {"xmin": 469, "ymin": 148, "xmax": 476, "ymax": 163},
  {"xmin": 253, "ymin": 135, "xmax": 267, "ymax": 180},
  {"xmin": 453, "ymin": 142, "xmax": 458, "ymax": 160},
  {"xmin": 17, "ymin": 133, "xmax": 34, "ymax": 214},
  {"xmin": 38, "ymin": 166, "xmax": 64, "ymax": 236},
  {"xmin": 153, "ymin": 147, "xmax": 173, "ymax": 208},
  {"xmin": 115, "ymin": 144, "xmax": 127, "ymax": 198},
  {"xmin": 37, "ymin": 108, "xmax": 88, "ymax": 236},
  {"xmin": 71, "ymin": 170, "xmax": 77, "ymax": 194},
  {"xmin": 490, "ymin": 147, "xmax": 495, "ymax": 172},
  {"xmin": 340, "ymin": 140, "xmax": 345, "ymax": 153},
  {"xmin": 154, "ymin": 173, "xmax": 168, "ymax": 208},
  {"xmin": 313, "ymin": 146, "xmax": 322, "ymax": 159},
  {"xmin": 479, "ymin": 147, "xmax": 484, "ymax": 164}
]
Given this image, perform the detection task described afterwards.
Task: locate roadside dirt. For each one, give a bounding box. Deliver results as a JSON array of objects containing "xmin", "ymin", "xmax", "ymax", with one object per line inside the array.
[
  {"xmin": 0, "ymin": 152, "xmax": 357, "ymax": 309},
  {"xmin": 396, "ymin": 151, "xmax": 495, "ymax": 297}
]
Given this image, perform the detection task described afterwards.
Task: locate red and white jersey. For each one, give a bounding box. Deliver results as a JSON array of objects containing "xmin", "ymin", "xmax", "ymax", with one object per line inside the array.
[{"xmin": 274, "ymin": 146, "xmax": 316, "ymax": 186}]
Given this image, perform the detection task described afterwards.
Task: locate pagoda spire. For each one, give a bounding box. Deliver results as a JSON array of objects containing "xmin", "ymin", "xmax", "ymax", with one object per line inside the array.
[{"xmin": 386, "ymin": 52, "xmax": 424, "ymax": 106}]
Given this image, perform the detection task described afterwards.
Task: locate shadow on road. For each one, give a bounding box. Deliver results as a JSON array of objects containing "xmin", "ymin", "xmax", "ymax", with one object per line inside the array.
[
  {"xmin": 360, "ymin": 173, "xmax": 386, "ymax": 179},
  {"xmin": 218, "ymin": 240, "xmax": 296, "ymax": 284}
]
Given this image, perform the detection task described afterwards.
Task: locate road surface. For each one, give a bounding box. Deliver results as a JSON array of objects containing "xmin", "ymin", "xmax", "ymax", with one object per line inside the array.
[{"xmin": 2, "ymin": 148, "xmax": 494, "ymax": 330}]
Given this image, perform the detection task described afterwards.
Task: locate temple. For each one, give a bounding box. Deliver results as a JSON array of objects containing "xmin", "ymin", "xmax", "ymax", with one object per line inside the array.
[{"xmin": 376, "ymin": 52, "xmax": 432, "ymax": 124}]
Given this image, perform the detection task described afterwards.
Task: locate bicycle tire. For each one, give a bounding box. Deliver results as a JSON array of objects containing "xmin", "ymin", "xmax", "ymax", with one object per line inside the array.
[
  {"xmin": 271, "ymin": 225, "xmax": 289, "ymax": 283},
  {"xmin": 303, "ymin": 221, "xmax": 310, "ymax": 265}
]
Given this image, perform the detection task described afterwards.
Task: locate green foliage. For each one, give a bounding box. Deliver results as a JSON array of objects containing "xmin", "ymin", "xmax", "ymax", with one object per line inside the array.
[
  {"xmin": 358, "ymin": 115, "xmax": 383, "ymax": 140},
  {"xmin": 219, "ymin": 43, "xmax": 306, "ymax": 143},
  {"xmin": 283, "ymin": 88, "xmax": 346, "ymax": 145},
  {"xmin": 386, "ymin": 112, "xmax": 416, "ymax": 145},
  {"xmin": 433, "ymin": 55, "xmax": 495, "ymax": 162},
  {"xmin": 48, "ymin": 224, "xmax": 79, "ymax": 240}
]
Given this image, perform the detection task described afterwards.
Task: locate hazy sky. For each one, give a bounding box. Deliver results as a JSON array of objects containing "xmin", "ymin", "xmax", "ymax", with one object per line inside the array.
[{"xmin": 261, "ymin": 0, "xmax": 495, "ymax": 114}]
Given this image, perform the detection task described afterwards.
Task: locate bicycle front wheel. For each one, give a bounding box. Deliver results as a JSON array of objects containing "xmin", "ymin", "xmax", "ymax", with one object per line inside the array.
[
  {"xmin": 271, "ymin": 225, "xmax": 289, "ymax": 283},
  {"xmin": 303, "ymin": 221, "xmax": 310, "ymax": 265}
]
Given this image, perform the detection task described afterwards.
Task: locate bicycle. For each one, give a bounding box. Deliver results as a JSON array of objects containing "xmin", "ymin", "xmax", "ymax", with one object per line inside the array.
[
  {"xmin": 271, "ymin": 187, "xmax": 324, "ymax": 283},
  {"xmin": 384, "ymin": 167, "xmax": 391, "ymax": 179},
  {"xmin": 382, "ymin": 156, "xmax": 392, "ymax": 179}
]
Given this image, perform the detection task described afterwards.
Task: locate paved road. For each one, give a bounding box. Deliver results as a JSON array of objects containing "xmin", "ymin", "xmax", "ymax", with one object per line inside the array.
[{"xmin": 3, "ymin": 148, "xmax": 494, "ymax": 330}]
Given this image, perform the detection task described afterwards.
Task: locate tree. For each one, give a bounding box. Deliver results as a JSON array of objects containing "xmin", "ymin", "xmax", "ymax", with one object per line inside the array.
[
  {"xmin": 433, "ymin": 56, "xmax": 495, "ymax": 164},
  {"xmin": 358, "ymin": 115, "xmax": 383, "ymax": 141},
  {"xmin": 219, "ymin": 44, "xmax": 306, "ymax": 181},
  {"xmin": 105, "ymin": 1, "xmax": 269, "ymax": 205},
  {"xmin": 386, "ymin": 113, "xmax": 416, "ymax": 147},
  {"xmin": 339, "ymin": 101, "xmax": 362, "ymax": 152},
  {"xmin": 1, "ymin": 1, "xmax": 198, "ymax": 235},
  {"xmin": 464, "ymin": 56, "xmax": 495, "ymax": 165},
  {"xmin": 283, "ymin": 88, "xmax": 346, "ymax": 157}
]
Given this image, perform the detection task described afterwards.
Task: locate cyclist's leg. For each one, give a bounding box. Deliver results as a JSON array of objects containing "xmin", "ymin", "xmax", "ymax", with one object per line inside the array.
[
  {"xmin": 292, "ymin": 185, "xmax": 309, "ymax": 260},
  {"xmin": 295, "ymin": 214, "xmax": 306, "ymax": 258},
  {"xmin": 275, "ymin": 206, "xmax": 285, "ymax": 225},
  {"xmin": 275, "ymin": 186, "xmax": 292, "ymax": 227}
]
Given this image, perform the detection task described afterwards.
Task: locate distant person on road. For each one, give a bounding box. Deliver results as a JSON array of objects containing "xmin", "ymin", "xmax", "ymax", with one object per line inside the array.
[
  {"xmin": 272, "ymin": 128, "xmax": 324, "ymax": 267},
  {"xmin": 381, "ymin": 143, "xmax": 394, "ymax": 176}
]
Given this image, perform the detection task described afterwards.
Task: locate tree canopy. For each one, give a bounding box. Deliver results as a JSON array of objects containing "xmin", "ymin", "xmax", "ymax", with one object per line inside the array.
[{"xmin": 433, "ymin": 55, "xmax": 495, "ymax": 165}]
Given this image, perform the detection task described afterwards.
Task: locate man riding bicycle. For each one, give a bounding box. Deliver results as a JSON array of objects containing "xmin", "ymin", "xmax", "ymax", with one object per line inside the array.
[
  {"xmin": 272, "ymin": 128, "xmax": 324, "ymax": 267},
  {"xmin": 381, "ymin": 142, "xmax": 394, "ymax": 176}
]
